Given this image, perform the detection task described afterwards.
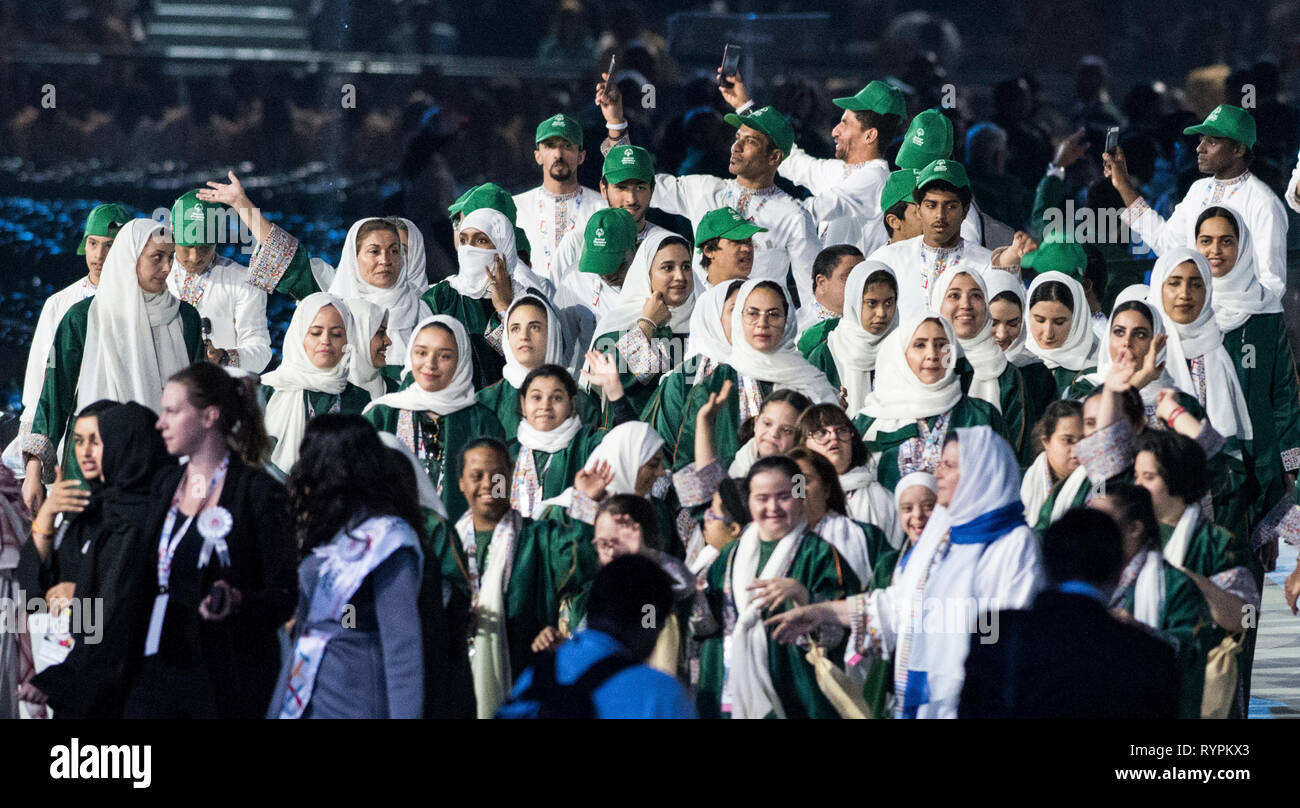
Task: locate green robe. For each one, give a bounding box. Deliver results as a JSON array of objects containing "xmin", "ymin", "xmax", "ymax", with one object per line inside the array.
[
  {"xmin": 364, "ymin": 402, "xmax": 506, "ymax": 522},
  {"xmin": 31, "ymin": 298, "xmax": 203, "ymax": 480},
  {"xmin": 379, "ymin": 365, "xmax": 404, "ymax": 394},
  {"xmin": 797, "ymin": 317, "xmax": 838, "ymax": 357},
  {"xmin": 955, "ymin": 356, "xmax": 1029, "ymax": 467},
  {"xmin": 427, "ymin": 510, "xmax": 598, "ymax": 703},
  {"xmin": 696, "ymin": 532, "xmax": 859, "ymax": 719},
  {"xmin": 1017, "ymin": 360, "xmax": 1057, "ymax": 463},
  {"xmin": 259, "ymin": 382, "xmax": 372, "ymax": 417},
  {"xmin": 269, "ymin": 244, "xmax": 321, "ymax": 301},
  {"xmin": 1222, "ymin": 312, "xmax": 1300, "ymax": 525},
  {"xmin": 1116, "ymin": 559, "xmax": 1214, "ymax": 720},
  {"xmin": 477, "ymin": 379, "xmax": 601, "ymax": 442},
  {"xmin": 673, "ymin": 364, "xmax": 774, "ymax": 471},
  {"xmin": 593, "ymin": 324, "xmax": 681, "ymax": 421},
  {"xmin": 420, "ymin": 282, "xmax": 506, "ymax": 389},
  {"xmin": 641, "ymin": 363, "xmax": 700, "ymax": 465},
  {"xmin": 1051, "ymin": 365, "xmax": 1097, "ymax": 401},
  {"xmin": 507, "ymin": 425, "xmax": 608, "ymax": 508},
  {"xmin": 852, "ymin": 396, "xmax": 1004, "ymax": 492}
]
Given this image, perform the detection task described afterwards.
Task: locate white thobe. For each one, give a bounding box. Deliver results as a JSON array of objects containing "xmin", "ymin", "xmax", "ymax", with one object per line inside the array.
[
  {"xmin": 866, "ymin": 235, "xmax": 1008, "ymax": 321},
  {"xmin": 167, "ymin": 254, "xmax": 272, "ymax": 372},
  {"xmin": 513, "ymin": 185, "xmax": 606, "ymax": 282}
]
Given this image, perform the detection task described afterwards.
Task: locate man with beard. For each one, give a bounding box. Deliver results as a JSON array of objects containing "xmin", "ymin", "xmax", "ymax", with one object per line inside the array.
[{"xmin": 514, "ymin": 114, "xmax": 606, "ymax": 279}]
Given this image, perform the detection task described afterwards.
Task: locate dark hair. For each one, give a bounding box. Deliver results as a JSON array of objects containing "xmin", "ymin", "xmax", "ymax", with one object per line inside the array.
[
  {"xmin": 914, "ymin": 179, "xmax": 972, "ymax": 210},
  {"xmin": 723, "ymin": 278, "xmax": 745, "ymax": 302},
  {"xmin": 788, "ymin": 447, "xmax": 849, "ymax": 517},
  {"xmin": 654, "ymin": 235, "xmax": 692, "ymax": 257},
  {"xmin": 1029, "ymin": 280, "xmax": 1075, "ymax": 314},
  {"xmin": 457, "ymin": 436, "xmax": 511, "ymax": 472},
  {"xmin": 520, "ymin": 363, "xmax": 577, "ymax": 401},
  {"xmin": 698, "ymin": 236, "xmax": 720, "ymax": 268},
  {"xmin": 990, "ymin": 291, "xmax": 1022, "ymax": 310},
  {"xmin": 288, "ymin": 414, "xmax": 424, "ymax": 554},
  {"xmin": 1041, "ymin": 507, "xmax": 1124, "ymax": 588},
  {"xmin": 76, "ymin": 399, "xmax": 118, "ymax": 420},
  {"xmin": 1083, "ymin": 386, "xmax": 1144, "ymax": 428},
  {"xmin": 1196, "ymin": 206, "xmax": 1239, "ymax": 239},
  {"xmin": 852, "ymin": 109, "xmax": 902, "ymax": 148},
  {"xmin": 415, "ymin": 320, "xmax": 457, "ymax": 344},
  {"xmin": 811, "ymin": 245, "xmax": 863, "ymax": 283},
  {"xmin": 748, "ymin": 280, "xmax": 789, "ymax": 316},
  {"xmin": 586, "ymin": 554, "xmax": 675, "ymax": 659},
  {"xmin": 354, "ymin": 218, "xmax": 401, "ymax": 252},
  {"xmin": 1111, "ymin": 300, "xmax": 1154, "ymax": 328},
  {"xmin": 1082, "ymin": 245, "xmax": 1106, "ymax": 297},
  {"xmin": 737, "ymin": 388, "xmax": 814, "ymax": 445},
  {"xmin": 716, "ymin": 477, "xmax": 752, "ymax": 527},
  {"xmin": 1095, "ymin": 482, "xmax": 1160, "ymax": 552},
  {"xmin": 169, "ymin": 362, "xmax": 269, "ymax": 467},
  {"xmin": 882, "ymin": 200, "xmax": 910, "ymax": 238},
  {"xmin": 796, "ymin": 403, "xmax": 868, "ymax": 468},
  {"xmin": 864, "ymin": 269, "xmax": 898, "ymax": 295},
  {"xmin": 746, "ymin": 454, "xmax": 803, "ymax": 485},
  {"xmin": 595, "ymin": 493, "xmax": 663, "ymax": 552},
  {"xmin": 1135, "ymin": 430, "xmax": 1208, "ymax": 503},
  {"xmin": 1031, "ymin": 399, "xmax": 1083, "ymax": 458},
  {"xmin": 507, "ymin": 295, "xmax": 549, "ymax": 324}
]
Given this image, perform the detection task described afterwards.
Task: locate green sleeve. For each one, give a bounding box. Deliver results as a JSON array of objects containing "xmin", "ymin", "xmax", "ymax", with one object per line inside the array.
[
  {"xmin": 797, "ymin": 318, "xmax": 837, "ymax": 357},
  {"xmin": 1161, "ymin": 565, "xmax": 1213, "ymax": 720},
  {"xmin": 273, "ymin": 247, "xmax": 320, "ymax": 300},
  {"xmin": 1000, "ymin": 365, "xmax": 1028, "ymax": 467},
  {"xmin": 805, "ymin": 342, "xmax": 842, "ymax": 391},
  {"xmin": 529, "ymin": 516, "xmax": 598, "ymax": 627},
  {"xmin": 1028, "ymin": 172, "xmax": 1066, "ymax": 243},
  {"xmin": 340, "ymin": 383, "xmax": 373, "ymax": 414},
  {"xmin": 29, "ymin": 300, "xmax": 89, "ymax": 481},
  {"xmin": 642, "ymin": 367, "xmax": 691, "ymax": 458},
  {"xmin": 1265, "ymin": 315, "xmax": 1300, "ymax": 465},
  {"xmin": 673, "ymin": 367, "xmax": 742, "ymax": 471}
]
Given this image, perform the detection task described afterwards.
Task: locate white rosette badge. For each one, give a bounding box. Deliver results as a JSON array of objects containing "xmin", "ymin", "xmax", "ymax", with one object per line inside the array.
[{"xmin": 196, "ymin": 506, "xmax": 234, "ymax": 569}]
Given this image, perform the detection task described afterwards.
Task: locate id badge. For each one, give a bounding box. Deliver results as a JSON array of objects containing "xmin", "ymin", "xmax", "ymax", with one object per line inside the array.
[
  {"xmin": 720, "ymin": 633, "xmax": 734, "ymax": 715},
  {"xmin": 143, "ymin": 593, "xmax": 169, "ymax": 656}
]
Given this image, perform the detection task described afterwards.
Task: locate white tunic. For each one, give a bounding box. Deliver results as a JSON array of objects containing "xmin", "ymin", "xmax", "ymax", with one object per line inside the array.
[
  {"xmin": 1286, "ymin": 146, "xmax": 1300, "ymax": 215},
  {"xmin": 548, "ymin": 219, "xmax": 670, "ymax": 293},
  {"xmin": 779, "ymin": 149, "xmax": 890, "ymax": 226},
  {"xmin": 650, "ymin": 174, "xmax": 821, "ymax": 306},
  {"xmin": 513, "ymin": 185, "xmax": 606, "ymax": 281},
  {"xmin": 1122, "ymin": 171, "xmax": 1288, "ymax": 300},
  {"xmin": 166, "ymin": 254, "xmax": 272, "ymax": 373},
  {"xmin": 866, "ymin": 235, "xmax": 1006, "ymax": 321}
]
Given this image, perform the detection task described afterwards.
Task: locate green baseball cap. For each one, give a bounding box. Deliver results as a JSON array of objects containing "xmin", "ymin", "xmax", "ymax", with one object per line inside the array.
[
  {"xmin": 724, "ymin": 105, "xmax": 795, "ymax": 157},
  {"xmin": 603, "ymin": 144, "xmax": 655, "ymax": 185},
  {"xmin": 170, "ymin": 190, "xmax": 223, "ymax": 247},
  {"xmin": 833, "ymin": 80, "xmax": 906, "ymax": 118},
  {"xmin": 515, "ymin": 227, "xmax": 531, "ymax": 255},
  {"xmin": 535, "ymin": 113, "xmax": 584, "ymax": 148},
  {"xmin": 77, "ymin": 202, "xmax": 130, "ymax": 255},
  {"xmin": 880, "ymin": 169, "xmax": 919, "ymax": 214},
  {"xmin": 451, "ymin": 183, "xmax": 518, "ymax": 224},
  {"xmin": 696, "ymin": 207, "xmax": 766, "ymax": 247},
  {"xmin": 1020, "ymin": 237, "xmax": 1087, "ymax": 277},
  {"xmin": 896, "ymin": 109, "xmax": 954, "ymax": 170},
  {"xmin": 1183, "ymin": 104, "xmax": 1256, "ymax": 149},
  {"xmin": 915, "ymin": 158, "xmax": 970, "ymax": 193},
  {"xmin": 578, "ymin": 208, "xmax": 637, "ymax": 276}
]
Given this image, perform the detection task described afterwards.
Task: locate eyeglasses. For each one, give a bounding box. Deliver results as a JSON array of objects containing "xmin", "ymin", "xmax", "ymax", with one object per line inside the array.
[
  {"xmin": 704, "ymin": 511, "xmax": 732, "ymax": 525},
  {"xmin": 809, "ymin": 426, "xmax": 855, "ymax": 443},
  {"xmin": 742, "ymin": 308, "xmax": 786, "ymax": 325}
]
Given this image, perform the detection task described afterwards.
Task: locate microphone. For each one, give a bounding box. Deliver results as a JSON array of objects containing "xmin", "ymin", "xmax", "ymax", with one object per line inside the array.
[{"xmin": 201, "ymin": 317, "xmax": 212, "ymax": 340}]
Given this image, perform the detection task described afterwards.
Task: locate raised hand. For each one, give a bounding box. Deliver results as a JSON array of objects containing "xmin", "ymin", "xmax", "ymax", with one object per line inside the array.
[
  {"xmin": 697, "ymin": 378, "xmax": 734, "ymax": 428},
  {"xmin": 1104, "ymin": 348, "xmax": 1137, "ymax": 392},
  {"xmin": 581, "ymin": 350, "xmax": 625, "ymax": 401},
  {"xmin": 994, "ymin": 231, "xmax": 1039, "ymax": 267},
  {"xmin": 595, "ymin": 71, "xmax": 625, "ymax": 128},
  {"xmin": 574, "ymin": 459, "xmax": 615, "ymax": 502},
  {"xmin": 488, "ymin": 254, "xmax": 513, "ymax": 314},
  {"xmin": 716, "ymin": 68, "xmax": 751, "ymax": 111},
  {"xmin": 640, "ymin": 290, "xmax": 669, "ymax": 331},
  {"xmin": 1130, "ymin": 333, "xmax": 1166, "ymax": 390},
  {"xmin": 196, "ymin": 170, "xmax": 249, "ymax": 208},
  {"xmin": 1052, "ymin": 128, "xmax": 1090, "ymax": 169}
]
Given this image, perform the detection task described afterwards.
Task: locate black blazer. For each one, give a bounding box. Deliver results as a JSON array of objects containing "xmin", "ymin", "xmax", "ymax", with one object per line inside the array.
[
  {"xmin": 129, "ymin": 454, "xmax": 297, "ymax": 719},
  {"xmin": 959, "ymin": 590, "xmax": 1180, "ymax": 719}
]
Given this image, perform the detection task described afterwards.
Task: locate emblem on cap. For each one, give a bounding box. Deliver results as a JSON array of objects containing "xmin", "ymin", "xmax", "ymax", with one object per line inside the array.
[{"xmin": 912, "ymin": 128, "xmax": 925, "ymax": 146}]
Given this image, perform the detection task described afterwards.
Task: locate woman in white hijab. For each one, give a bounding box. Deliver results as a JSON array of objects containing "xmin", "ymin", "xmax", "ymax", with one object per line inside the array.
[
  {"xmin": 23, "ymin": 218, "xmax": 203, "ymax": 500},
  {"xmin": 766, "ymin": 426, "xmax": 1041, "ymax": 719},
  {"xmin": 1024, "ymin": 270, "xmax": 1101, "ymax": 399},
  {"xmin": 805, "ymin": 261, "xmax": 899, "ymax": 415},
  {"xmin": 589, "ymin": 231, "xmax": 696, "ymax": 416},
  {"xmin": 984, "ymin": 270, "xmax": 1057, "ymax": 463},
  {"xmin": 1146, "ymin": 247, "xmax": 1253, "ymax": 449},
  {"xmin": 1084, "ymin": 285, "xmax": 1176, "ymax": 424},
  {"xmin": 929, "ymin": 266, "xmax": 1032, "ymax": 461},
  {"xmin": 675, "ymin": 279, "xmax": 838, "ymax": 471},
  {"xmin": 854, "ymin": 313, "xmax": 1004, "ymax": 492},
  {"xmin": 262, "ymin": 293, "xmax": 374, "ymax": 477},
  {"xmin": 328, "ymin": 217, "xmax": 431, "ymax": 361},
  {"xmin": 364, "ymin": 315, "xmax": 506, "ymax": 521},
  {"xmin": 1195, "ymin": 204, "xmax": 1300, "ymax": 525},
  {"xmin": 345, "ymin": 297, "xmax": 398, "ymax": 398},
  {"xmin": 475, "ymin": 293, "xmax": 597, "ymax": 441}
]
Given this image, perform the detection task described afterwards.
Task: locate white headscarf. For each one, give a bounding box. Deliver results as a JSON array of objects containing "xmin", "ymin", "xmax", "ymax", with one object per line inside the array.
[
  {"xmin": 929, "ymin": 267, "xmax": 1006, "ymax": 412},
  {"xmin": 449, "ymin": 208, "xmax": 517, "ymax": 299},
  {"xmin": 502, "ymin": 294, "xmax": 572, "ymax": 389},
  {"xmin": 1086, "ymin": 285, "xmax": 1177, "ymax": 409},
  {"xmin": 364, "ymin": 315, "xmax": 478, "ymax": 415},
  {"xmin": 1203, "ymin": 204, "xmax": 1282, "ymax": 332},
  {"xmin": 345, "ymin": 297, "xmax": 390, "ymax": 400},
  {"xmin": 858, "ymin": 313, "xmax": 963, "ymax": 430},
  {"xmin": 329, "ymin": 217, "xmax": 430, "ymax": 360},
  {"xmin": 394, "ymin": 217, "xmax": 428, "ymax": 288},
  {"xmin": 683, "ymin": 280, "xmax": 738, "ymax": 384},
  {"xmin": 592, "ymin": 230, "xmax": 696, "ymax": 340},
  {"xmin": 262, "ymin": 293, "xmax": 356, "ymax": 475},
  {"xmin": 893, "ymin": 470, "xmax": 938, "ymax": 547},
  {"xmin": 1147, "ymin": 248, "xmax": 1252, "ymax": 442},
  {"xmin": 536, "ymin": 421, "xmax": 664, "ymax": 511},
  {"xmin": 378, "ymin": 431, "xmax": 448, "ymax": 519},
  {"xmin": 828, "ymin": 260, "xmax": 899, "ymax": 414},
  {"xmin": 983, "ymin": 270, "xmax": 1036, "ymax": 367},
  {"xmin": 75, "ymin": 218, "xmax": 190, "ymax": 413},
  {"xmin": 728, "ymin": 279, "xmax": 839, "ymax": 404},
  {"xmin": 1024, "ymin": 270, "xmax": 1099, "ymax": 371}
]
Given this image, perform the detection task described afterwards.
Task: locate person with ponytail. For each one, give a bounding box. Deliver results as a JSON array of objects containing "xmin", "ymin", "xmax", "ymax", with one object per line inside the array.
[{"xmin": 122, "ymin": 362, "xmax": 295, "ymax": 719}]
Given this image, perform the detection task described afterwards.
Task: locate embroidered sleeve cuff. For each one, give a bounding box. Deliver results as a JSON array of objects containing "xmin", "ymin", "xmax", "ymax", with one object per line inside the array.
[
  {"xmin": 672, "ymin": 461, "xmax": 726, "ymax": 508},
  {"xmin": 247, "ymin": 224, "xmax": 300, "ymax": 294},
  {"xmin": 1251, "ymin": 496, "xmax": 1294, "ymax": 550},
  {"xmin": 847, "ymin": 593, "xmax": 881, "ymax": 663},
  {"xmin": 600, "ymin": 134, "xmax": 631, "ymax": 157},
  {"xmin": 225, "ymin": 348, "xmax": 241, "ymax": 369},
  {"xmin": 568, "ymin": 490, "xmax": 599, "ymax": 525},
  {"xmin": 1195, "ymin": 422, "xmax": 1225, "ymax": 459},
  {"xmin": 615, "ymin": 327, "xmax": 663, "ymax": 382},
  {"xmin": 1211, "ymin": 566, "xmax": 1262, "ymax": 611},
  {"xmin": 1281, "ymin": 447, "xmax": 1300, "ymax": 473},
  {"xmin": 22, "ymin": 432, "xmax": 56, "ymax": 484},
  {"xmin": 1119, "ymin": 196, "xmax": 1151, "ymax": 229},
  {"xmin": 1276, "ymin": 503, "xmax": 1300, "ymax": 549},
  {"xmin": 1074, "ymin": 418, "xmax": 1134, "ymax": 481},
  {"xmin": 484, "ymin": 320, "xmax": 505, "ymax": 355}
]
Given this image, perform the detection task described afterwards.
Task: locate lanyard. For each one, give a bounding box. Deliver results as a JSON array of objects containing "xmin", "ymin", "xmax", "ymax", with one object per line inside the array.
[{"xmin": 157, "ymin": 454, "xmax": 230, "ymax": 591}]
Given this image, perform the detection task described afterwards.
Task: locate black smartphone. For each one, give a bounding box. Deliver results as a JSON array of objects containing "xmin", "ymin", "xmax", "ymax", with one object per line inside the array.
[
  {"xmin": 207, "ymin": 581, "xmax": 227, "ymax": 615},
  {"xmin": 1104, "ymin": 126, "xmax": 1120, "ymax": 155},
  {"xmin": 718, "ymin": 44, "xmax": 741, "ymax": 88},
  {"xmin": 606, "ymin": 53, "xmax": 616, "ymax": 80}
]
